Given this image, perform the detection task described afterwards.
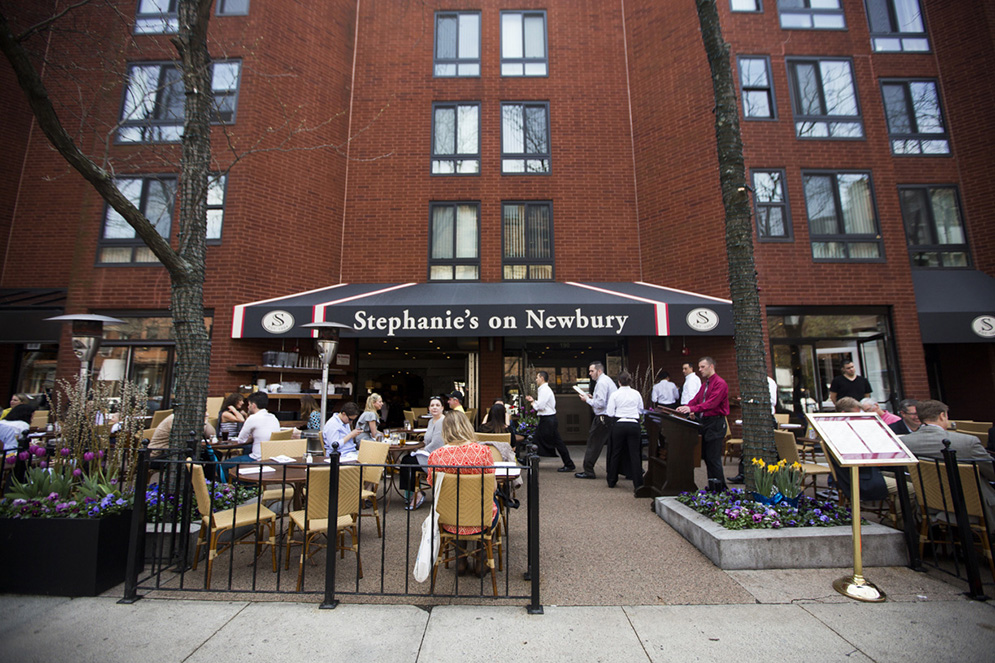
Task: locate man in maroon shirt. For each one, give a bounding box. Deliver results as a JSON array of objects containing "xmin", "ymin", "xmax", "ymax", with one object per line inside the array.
[{"xmin": 677, "ymin": 356, "xmax": 730, "ymax": 492}]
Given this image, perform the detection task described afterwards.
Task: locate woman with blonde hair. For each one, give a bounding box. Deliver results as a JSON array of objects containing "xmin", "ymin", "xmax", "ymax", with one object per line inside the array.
[{"xmin": 356, "ymin": 392, "xmax": 384, "ymax": 442}]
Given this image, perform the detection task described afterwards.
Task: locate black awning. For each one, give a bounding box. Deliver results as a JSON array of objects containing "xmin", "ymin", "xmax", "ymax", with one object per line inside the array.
[
  {"xmin": 0, "ymin": 289, "xmax": 66, "ymax": 343},
  {"xmin": 912, "ymin": 270, "xmax": 995, "ymax": 343},
  {"xmin": 231, "ymin": 282, "xmax": 734, "ymax": 339}
]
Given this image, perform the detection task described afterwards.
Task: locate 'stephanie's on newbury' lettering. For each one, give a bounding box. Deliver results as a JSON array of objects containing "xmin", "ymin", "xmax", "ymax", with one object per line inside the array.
[{"xmin": 351, "ymin": 307, "xmax": 630, "ymax": 336}]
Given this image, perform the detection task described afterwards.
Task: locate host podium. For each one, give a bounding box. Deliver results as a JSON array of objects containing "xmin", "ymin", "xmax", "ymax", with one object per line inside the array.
[{"xmin": 635, "ymin": 408, "xmax": 701, "ymax": 498}]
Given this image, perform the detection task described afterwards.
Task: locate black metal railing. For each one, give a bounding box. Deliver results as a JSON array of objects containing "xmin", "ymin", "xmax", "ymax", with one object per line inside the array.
[
  {"xmin": 907, "ymin": 442, "xmax": 993, "ymax": 600},
  {"xmin": 120, "ymin": 444, "xmax": 542, "ymax": 611}
]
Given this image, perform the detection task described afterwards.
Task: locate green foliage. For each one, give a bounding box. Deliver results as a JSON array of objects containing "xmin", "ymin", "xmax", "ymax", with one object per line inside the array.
[{"xmin": 5, "ymin": 466, "xmax": 75, "ymax": 501}]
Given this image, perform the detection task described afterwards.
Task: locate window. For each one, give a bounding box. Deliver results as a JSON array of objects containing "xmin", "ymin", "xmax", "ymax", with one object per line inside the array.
[
  {"xmin": 752, "ymin": 170, "xmax": 791, "ymax": 240},
  {"xmin": 787, "ymin": 59, "xmax": 862, "ymax": 138},
  {"xmin": 881, "ymin": 80, "xmax": 949, "ymax": 155},
  {"xmin": 739, "ymin": 57, "xmax": 775, "ymax": 119},
  {"xmin": 118, "ymin": 61, "xmax": 241, "ymax": 143},
  {"xmin": 502, "ymin": 103, "xmax": 550, "ymax": 173},
  {"xmin": 135, "ymin": 0, "xmax": 177, "ymax": 34},
  {"xmin": 431, "ymin": 103, "xmax": 480, "ymax": 174},
  {"xmin": 503, "ymin": 203, "xmax": 553, "ymax": 280},
  {"xmin": 217, "ymin": 0, "xmax": 250, "ymax": 16},
  {"xmin": 777, "ymin": 1, "xmax": 845, "ymax": 29},
  {"xmin": 501, "ymin": 11, "xmax": 547, "ymax": 76},
  {"xmin": 731, "ymin": 0, "xmax": 762, "ymax": 11},
  {"xmin": 434, "ymin": 12, "xmax": 480, "ymax": 77},
  {"xmin": 899, "ymin": 186, "xmax": 969, "ymax": 267},
  {"xmin": 865, "ymin": 0, "xmax": 928, "ymax": 52},
  {"xmin": 429, "ymin": 203, "xmax": 479, "ymax": 280},
  {"xmin": 98, "ymin": 176, "xmax": 177, "ymax": 264},
  {"xmin": 803, "ymin": 172, "xmax": 881, "ymax": 260},
  {"xmin": 206, "ymin": 175, "xmax": 227, "ymax": 241}
]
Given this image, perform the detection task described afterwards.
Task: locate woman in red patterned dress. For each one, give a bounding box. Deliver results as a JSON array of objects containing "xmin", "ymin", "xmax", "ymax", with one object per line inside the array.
[{"xmin": 427, "ymin": 410, "xmax": 499, "ymax": 533}]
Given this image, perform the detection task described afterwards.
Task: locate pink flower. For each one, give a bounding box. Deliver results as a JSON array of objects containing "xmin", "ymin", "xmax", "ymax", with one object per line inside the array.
[
  {"xmin": 83, "ymin": 451, "xmax": 95, "ymax": 462},
  {"xmin": 39, "ymin": 461, "xmax": 48, "ymax": 468},
  {"xmin": 60, "ymin": 447, "xmax": 71, "ymax": 457},
  {"xmin": 73, "ymin": 468, "xmax": 83, "ymax": 477},
  {"xmin": 97, "ymin": 450, "xmax": 105, "ymax": 458}
]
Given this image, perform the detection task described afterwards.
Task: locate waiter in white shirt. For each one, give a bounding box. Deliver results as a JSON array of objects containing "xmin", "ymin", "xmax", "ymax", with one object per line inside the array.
[
  {"xmin": 651, "ymin": 370, "xmax": 680, "ymax": 408},
  {"xmin": 576, "ymin": 361, "xmax": 617, "ymax": 479},
  {"xmin": 605, "ymin": 371, "xmax": 645, "ymax": 490},
  {"xmin": 525, "ymin": 371, "xmax": 575, "ymax": 472},
  {"xmin": 680, "ymin": 361, "xmax": 701, "ymax": 405}
]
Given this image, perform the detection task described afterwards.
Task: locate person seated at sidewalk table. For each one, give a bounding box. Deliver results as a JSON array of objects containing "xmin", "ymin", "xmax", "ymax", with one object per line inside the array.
[
  {"xmin": 427, "ymin": 410, "xmax": 499, "ymax": 576},
  {"xmin": 148, "ymin": 413, "xmax": 216, "ymax": 459},
  {"xmin": 299, "ymin": 394, "xmax": 321, "ymax": 431},
  {"xmin": 0, "ymin": 404, "xmax": 34, "ymax": 452},
  {"xmin": 478, "ymin": 402, "xmax": 517, "ymax": 447},
  {"xmin": 357, "ymin": 393, "xmax": 384, "ymax": 442},
  {"xmin": 859, "ymin": 398, "xmax": 901, "ymax": 425},
  {"xmin": 480, "ymin": 398, "xmax": 511, "ymax": 427},
  {"xmin": 322, "ymin": 401, "xmax": 362, "ymax": 462},
  {"xmin": 224, "ymin": 392, "xmax": 281, "ymax": 466},
  {"xmin": 1, "ymin": 393, "xmax": 30, "ymax": 420},
  {"xmin": 217, "ymin": 393, "xmax": 246, "ymax": 441},
  {"xmin": 399, "ymin": 396, "xmax": 446, "ymax": 510}
]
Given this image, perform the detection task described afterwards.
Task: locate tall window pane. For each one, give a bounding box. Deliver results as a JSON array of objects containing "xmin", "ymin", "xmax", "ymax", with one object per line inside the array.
[
  {"xmin": 435, "ymin": 12, "xmax": 480, "ymax": 77},
  {"xmin": 502, "ymin": 103, "xmax": 550, "ymax": 173},
  {"xmin": 789, "ymin": 58, "xmax": 863, "ymax": 138},
  {"xmin": 430, "ymin": 203, "xmax": 479, "ymax": 280},
  {"xmin": 752, "ymin": 170, "xmax": 791, "ymax": 239},
  {"xmin": 432, "ymin": 103, "xmax": 479, "ymax": 174},
  {"xmin": 866, "ymin": 0, "xmax": 929, "ymax": 52},
  {"xmin": 803, "ymin": 172, "xmax": 881, "ymax": 260},
  {"xmin": 99, "ymin": 176, "xmax": 178, "ymax": 264},
  {"xmin": 739, "ymin": 56, "xmax": 775, "ymax": 119},
  {"xmin": 503, "ymin": 202, "xmax": 553, "ymax": 280},
  {"xmin": 502, "ymin": 11, "xmax": 547, "ymax": 76},
  {"xmin": 881, "ymin": 80, "xmax": 949, "ymax": 155},
  {"xmin": 900, "ymin": 186, "xmax": 969, "ymax": 267}
]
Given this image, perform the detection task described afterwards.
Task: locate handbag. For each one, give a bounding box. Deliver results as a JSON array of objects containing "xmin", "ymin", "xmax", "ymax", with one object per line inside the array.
[{"xmin": 413, "ymin": 472, "xmax": 444, "ymax": 583}]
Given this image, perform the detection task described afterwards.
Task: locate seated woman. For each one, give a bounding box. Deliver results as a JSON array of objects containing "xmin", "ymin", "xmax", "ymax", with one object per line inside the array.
[
  {"xmin": 1, "ymin": 393, "xmax": 30, "ymax": 420},
  {"xmin": 477, "ymin": 401, "xmax": 517, "ymax": 457},
  {"xmin": 217, "ymin": 393, "xmax": 246, "ymax": 441},
  {"xmin": 399, "ymin": 396, "xmax": 445, "ymax": 510},
  {"xmin": 299, "ymin": 394, "xmax": 321, "ymax": 430},
  {"xmin": 356, "ymin": 393, "xmax": 384, "ymax": 442}
]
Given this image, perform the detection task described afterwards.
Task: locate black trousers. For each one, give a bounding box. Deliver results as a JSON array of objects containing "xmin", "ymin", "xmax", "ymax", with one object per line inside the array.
[
  {"xmin": 537, "ymin": 414, "xmax": 573, "ymax": 467},
  {"xmin": 607, "ymin": 421, "xmax": 643, "ymax": 489},
  {"xmin": 398, "ymin": 452, "xmax": 423, "ymax": 492},
  {"xmin": 699, "ymin": 415, "xmax": 727, "ymax": 489},
  {"xmin": 582, "ymin": 414, "xmax": 613, "ymax": 475}
]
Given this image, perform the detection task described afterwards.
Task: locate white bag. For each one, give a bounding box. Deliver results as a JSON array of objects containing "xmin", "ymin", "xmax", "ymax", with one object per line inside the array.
[{"xmin": 413, "ymin": 473, "xmax": 444, "ymax": 583}]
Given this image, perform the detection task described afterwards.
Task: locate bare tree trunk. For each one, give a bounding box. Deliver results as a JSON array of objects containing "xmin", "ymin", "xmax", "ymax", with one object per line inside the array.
[{"xmin": 694, "ymin": 0, "xmax": 775, "ymax": 489}]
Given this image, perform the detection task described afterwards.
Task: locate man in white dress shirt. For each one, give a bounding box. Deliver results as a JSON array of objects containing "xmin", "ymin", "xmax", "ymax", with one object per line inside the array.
[
  {"xmin": 577, "ymin": 361, "xmax": 617, "ymax": 479},
  {"xmin": 606, "ymin": 371, "xmax": 645, "ymax": 490},
  {"xmin": 680, "ymin": 362, "xmax": 701, "ymax": 405},
  {"xmin": 651, "ymin": 370, "xmax": 680, "ymax": 409},
  {"xmin": 526, "ymin": 371, "xmax": 575, "ymax": 472},
  {"xmin": 225, "ymin": 391, "xmax": 281, "ymax": 465}
]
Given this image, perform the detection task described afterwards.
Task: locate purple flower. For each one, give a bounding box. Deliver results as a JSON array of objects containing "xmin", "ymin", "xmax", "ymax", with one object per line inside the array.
[
  {"xmin": 48, "ymin": 492, "xmax": 59, "ymax": 500},
  {"xmin": 33, "ymin": 446, "xmax": 46, "ymax": 458},
  {"xmin": 97, "ymin": 450, "xmax": 105, "ymax": 459},
  {"xmin": 18, "ymin": 451, "xmax": 29, "ymax": 461},
  {"xmin": 73, "ymin": 468, "xmax": 83, "ymax": 477},
  {"xmin": 60, "ymin": 447, "xmax": 71, "ymax": 457},
  {"xmin": 39, "ymin": 461, "xmax": 47, "ymax": 468},
  {"xmin": 83, "ymin": 451, "xmax": 95, "ymax": 462},
  {"xmin": 4, "ymin": 455, "xmax": 15, "ymax": 465}
]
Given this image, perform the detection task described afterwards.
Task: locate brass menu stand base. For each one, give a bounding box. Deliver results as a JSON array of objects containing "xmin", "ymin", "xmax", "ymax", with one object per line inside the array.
[{"xmin": 833, "ymin": 575, "xmax": 886, "ymax": 602}]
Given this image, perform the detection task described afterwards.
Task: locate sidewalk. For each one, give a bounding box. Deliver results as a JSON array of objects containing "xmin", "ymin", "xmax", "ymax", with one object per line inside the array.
[{"xmin": 2, "ymin": 581, "xmax": 994, "ymax": 663}]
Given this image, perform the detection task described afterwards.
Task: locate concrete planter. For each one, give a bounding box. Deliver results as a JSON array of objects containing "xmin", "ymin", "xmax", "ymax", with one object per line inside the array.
[{"xmin": 655, "ymin": 497, "xmax": 907, "ymax": 570}]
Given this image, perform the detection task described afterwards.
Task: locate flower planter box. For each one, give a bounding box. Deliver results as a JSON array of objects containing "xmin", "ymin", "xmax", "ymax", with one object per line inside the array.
[
  {"xmin": 0, "ymin": 510, "xmax": 132, "ymax": 596},
  {"xmin": 656, "ymin": 497, "xmax": 906, "ymax": 570}
]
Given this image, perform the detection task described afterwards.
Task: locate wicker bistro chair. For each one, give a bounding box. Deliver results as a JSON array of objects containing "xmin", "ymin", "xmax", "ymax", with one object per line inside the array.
[
  {"xmin": 187, "ymin": 460, "xmax": 278, "ymax": 589},
  {"xmin": 268, "ymin": 428, "xmax": 294, "ymax": 441},
  {"xmin": 909, "ymin": 458, "xmax": 995, "ymax": 581},
  {"xmin": 430, "ymin": 471, "xmax": 502, "ymax": 596},
  {"xmin": 723, "ymin": 417, "xmax": 743, "ymax": 465},
  {"xmin": 151, "ymin": 408, "xmax": 173, "ymax": 429},
  {"xmin": 356, "ymin": 440, "xmax": 390, "ymax": 537},
  {"xmin": 773, "ymin": 430, "xmax": 832, "ymax": 498},
  {"xmin": 258, "ymin": 439, "xmax": 307, "ymax": 509},
  {"xmin": 475, "ymin": 432, "xmax": 512, "ymax": 445},
  {"xmin": 285, "ymin": 465, "xmax": 363, "ymax": 591}
]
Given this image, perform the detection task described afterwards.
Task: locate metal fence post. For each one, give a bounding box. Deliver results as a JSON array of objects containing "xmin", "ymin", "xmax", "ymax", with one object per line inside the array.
[
  {"xmin": 940, "ymin": 441, "xmax": 987, "ymax": 600},
  {"xmin": 119, "ymin": 448, "xmax": 150, "ymax": 604},
  {"xmin": 892, "ymin": 467, "xmax": 921, "ymax": 571},
  {"xmin": 526, "ymin": 443, "xmax": 543, "ymax": 614},
  {"xmin": 320, "ymin": 444, "xmax": 341, "ymax": 609}
]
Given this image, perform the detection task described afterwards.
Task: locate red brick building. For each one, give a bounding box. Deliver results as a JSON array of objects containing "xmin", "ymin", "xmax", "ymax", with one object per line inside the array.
[{"xmin": 1, "ymin": 0, "xmax": 992, "ymax": 434}]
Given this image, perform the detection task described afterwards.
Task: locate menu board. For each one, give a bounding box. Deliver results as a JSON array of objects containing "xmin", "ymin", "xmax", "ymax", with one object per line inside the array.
[{"xmin": 805, "ymin": 412, "xmax": 918, "ymax": 467}]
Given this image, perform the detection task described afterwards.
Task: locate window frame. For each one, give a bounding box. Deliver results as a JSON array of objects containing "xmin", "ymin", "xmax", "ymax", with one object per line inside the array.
[
  {"xmin": 501, "ymin": 201, "xmax": 555, "ymax": 281},
  {"xmin": 801, "ymin": 170, "xmax": 884, "ymax": 263},
  {"xmin": 898, "ymin": 184, "xmax": 971, "ymax": 269},
  {"xmin": 428, "ymin": 202, "xmax": 481, "ymax": 281},
  {"xmin": 751, "ymin": 169, "xmax": 793, "ymax": 241},
  {"xmin": 730, "ymin": 0, "xmax": 763, "ymax": 12},
  {"xmin": 134, "ymin": 0, "xmax": 178, "ymax": 35},
  {"xmin": 880, "ymin": 78, "xmax": 950, "ymax": 156},
  {"xmin": 501, "ymin": 101, "xmax": 551, "ymax": 175},
  {"xmin": 116, "ymin": 60, "xmax": 242, "ymax": 144},
  {"xmin": 738, "ymin": 55, "xmax": 777, "ymax": 120},
  {"xmin": 216, "ymin": 0, "xmax": 250, "ymax": 16},
  {"xmin": 864, "ymin": 0, "xmax": 930, "ymax": 52},
  {"xmin": 500, "ymin": 10, "xmax": 548, "ymax": 77},
  {"xmin": 205, "ymin": 173, "xmax": 228, "ymax": 244},
  {"xmin": 97, "ymin": 175, "xmax": 178, "ymax": 266},
  {"xmin": 433, "ymin": 11, "xmax": 481, "ymax": 78},
  {"xmin": 786, "ymin": 57, "xmax": 864, "ymax": 140},
  {"xmin": 777, "ymin": 0, "xmax": 847, "ymax": 30},
  {"xmin": 430, "ymin": 102, "xmax": 481, "ymax": 176}
]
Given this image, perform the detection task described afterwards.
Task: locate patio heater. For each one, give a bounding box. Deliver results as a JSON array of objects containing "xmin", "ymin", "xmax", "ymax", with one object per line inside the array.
[
  {"xmin": 45, "ymin": 314, "xmax": 124, "ymax": 392},
  {"xmin": 301, "ymin": 321, "xmax": 351, "ymax": 426}
]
